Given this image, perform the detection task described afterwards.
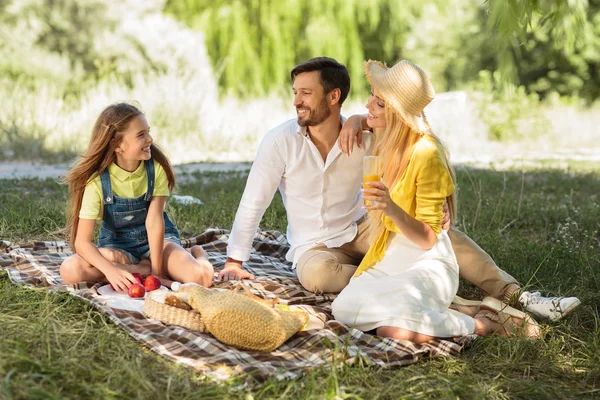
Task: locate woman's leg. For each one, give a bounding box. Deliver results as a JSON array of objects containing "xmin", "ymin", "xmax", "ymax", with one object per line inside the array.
[
  {"xmin": 376, "ymin": 310, "xmax": 539, "ymax": 342},
  {"xmin": 376, "ymin": 326, "xmax": 437, "ymax": 344},
  {"xmin": 376, "ymin": 311, "xmax": 507, "ymax": 343},
  {"xmin": 474, "ymin": 310, "xmax": 540, "ymax": 338},
  {"xmin": 60, "ymin": 248, "xmax": 150, "ymax": 284},
  {"xmin": 473, "ymin": 311, "xmax": 505, "ymax": 336},
  {"xmin": 163, "ymin": 242, "xmax": 214, "ymax": 287}
]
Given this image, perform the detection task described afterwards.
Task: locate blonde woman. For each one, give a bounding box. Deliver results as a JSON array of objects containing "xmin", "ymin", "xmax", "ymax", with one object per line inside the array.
[{"xmin": 331, "ymin": 60, "xmax": 537, "ymax": 342}]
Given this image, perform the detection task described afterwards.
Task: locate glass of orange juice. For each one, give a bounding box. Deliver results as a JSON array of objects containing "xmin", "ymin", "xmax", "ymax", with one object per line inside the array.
[{"xmin": 363, "ymin": 156, "xmax": 381, "ymax": 206}]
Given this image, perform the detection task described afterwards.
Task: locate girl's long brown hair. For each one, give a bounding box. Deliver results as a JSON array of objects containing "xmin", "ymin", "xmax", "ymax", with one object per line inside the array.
[
  {"xmin": 366, "ymin": 107, "xmax": 457, "ymax": 244},
  {"xmin": 63, "ymin": 103, "xmax": 176, "ymax": 251}
]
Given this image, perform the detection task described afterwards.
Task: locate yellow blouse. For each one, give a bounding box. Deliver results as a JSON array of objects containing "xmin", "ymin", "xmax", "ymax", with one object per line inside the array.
[{"xmin": 354, "ymin": 135, "xmax": 455, "ymax": 277}]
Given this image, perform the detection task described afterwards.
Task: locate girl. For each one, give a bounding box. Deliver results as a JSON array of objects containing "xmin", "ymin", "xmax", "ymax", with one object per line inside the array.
[
  {"xmin": 332, "ymin": 60, "xmax": 538, "ymax": 342},
  {"xmin": 60, "ymin": 103, "xmax": 213, "ymax": 291}
]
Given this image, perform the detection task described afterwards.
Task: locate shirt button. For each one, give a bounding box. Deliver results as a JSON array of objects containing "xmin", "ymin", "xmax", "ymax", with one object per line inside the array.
[{"xmin": 320, "ymin": 226, "xmax": 327, "ymax": 231}]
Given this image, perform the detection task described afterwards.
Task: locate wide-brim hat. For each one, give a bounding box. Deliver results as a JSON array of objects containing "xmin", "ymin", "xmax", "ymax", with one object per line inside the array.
[{"xmin": 364, "ymin": 60, "xmax": 435, "ymax": 134}]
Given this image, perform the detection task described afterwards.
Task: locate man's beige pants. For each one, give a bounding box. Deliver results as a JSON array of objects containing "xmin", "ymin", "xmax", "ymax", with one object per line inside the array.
[{"xmin": 296, "ymin": 222, "xmax": 519, "ymax": 301}]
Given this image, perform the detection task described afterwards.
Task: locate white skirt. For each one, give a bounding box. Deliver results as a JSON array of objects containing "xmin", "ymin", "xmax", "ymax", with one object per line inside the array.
[{"xmin": 331, "ymin": 231, "xmax": 475, "ymax": 337}]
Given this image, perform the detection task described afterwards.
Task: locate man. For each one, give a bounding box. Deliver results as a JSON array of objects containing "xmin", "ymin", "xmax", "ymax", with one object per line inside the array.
[{"xmin": 219, "ymin": 57, "xmax": 579, "ymax": 322}]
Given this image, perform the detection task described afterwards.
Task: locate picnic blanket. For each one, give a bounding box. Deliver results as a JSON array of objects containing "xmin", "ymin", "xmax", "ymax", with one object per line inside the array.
[{"xmin": 0, "ymin": 229, "xmax": 468, "ymax": 382}]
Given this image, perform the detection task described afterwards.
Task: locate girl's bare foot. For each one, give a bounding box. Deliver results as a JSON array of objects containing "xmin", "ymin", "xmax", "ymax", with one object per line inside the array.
[{"xmin": 190, "ymin": 245, "xmax": 207, "ymax": 260}]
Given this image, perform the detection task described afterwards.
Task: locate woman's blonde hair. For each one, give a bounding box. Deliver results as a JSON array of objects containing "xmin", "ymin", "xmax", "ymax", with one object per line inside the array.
[
  {"xmin": 62, "ymin": 103, "xmax": 176, "ymax": 251},
  {"xmin": 365, "ymin": 106, "xmax": 457, "ymax": 243}
]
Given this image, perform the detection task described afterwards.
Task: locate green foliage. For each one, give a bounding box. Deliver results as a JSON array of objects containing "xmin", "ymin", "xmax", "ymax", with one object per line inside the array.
[
  {"xmin": 0, "ymin": 0, "xmax": 186, "ymax": 98},
  {"xmin": 0, "ymin": 0, "xmax": 116, "ymax": 94},
  {"xmin": 485, "ymin": 0, "xmax": 600, "ymax": 103},
  {"xmin": 166, "ymin": 0, "xmax": 600, "ymax": 103},
  {"xmin": 0, "ymin": 0, "xmax": 221, "ymax": 162},
  {"xmin": 470, "ymin": 70, "xmax": 549, "ymax": 141},
  {"xmin": 164, "ymin": 0, "xmax": 431, "ymax": 97}
]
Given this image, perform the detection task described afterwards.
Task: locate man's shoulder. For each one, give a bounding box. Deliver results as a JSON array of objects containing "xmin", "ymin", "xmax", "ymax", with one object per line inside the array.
[
  {"xmin": 260, "ymin": 118, "xmax": 301, "ymax": 149},
  {"xmin": 361, "ymin": 130, "xmax": 375, "ymax": 153},
  {"xmin": 267, "ymin": 118, "xmax": 300, "ymax": 137}
]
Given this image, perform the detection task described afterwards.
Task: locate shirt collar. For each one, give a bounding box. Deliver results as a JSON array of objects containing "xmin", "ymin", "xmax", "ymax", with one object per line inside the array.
[{"xmin": 109, "ymin": 161, "xmax": 145, "ymax": 182}]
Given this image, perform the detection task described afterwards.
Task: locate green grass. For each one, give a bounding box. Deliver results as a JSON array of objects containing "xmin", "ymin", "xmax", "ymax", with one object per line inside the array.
[{"xmin": 0, "ymin": 164, "xmax": 599, "ymax": 399}]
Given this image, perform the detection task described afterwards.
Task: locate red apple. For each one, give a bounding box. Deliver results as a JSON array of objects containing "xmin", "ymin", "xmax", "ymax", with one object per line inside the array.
[
  {"xmin": 144, "ymin": 275, "xmax": 161, "ymax": 292},
  {"xmin": 132, "ymin": 272, "xmax": 144, "ymax": 285},
  {"xmin": 128, "ymin": 283, "xmax": 146, "ymax": 298}
]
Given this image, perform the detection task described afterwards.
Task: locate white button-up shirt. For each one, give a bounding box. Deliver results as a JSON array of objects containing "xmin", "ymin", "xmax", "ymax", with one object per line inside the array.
[{"xmin": 227, "ymin": 117, "xmax": 374, "ymax": 266}]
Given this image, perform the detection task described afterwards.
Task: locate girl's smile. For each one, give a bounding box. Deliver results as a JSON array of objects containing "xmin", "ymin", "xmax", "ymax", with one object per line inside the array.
[{"xmin": 115, "ymin": 115, "xmax": 153, "ymax": 171}]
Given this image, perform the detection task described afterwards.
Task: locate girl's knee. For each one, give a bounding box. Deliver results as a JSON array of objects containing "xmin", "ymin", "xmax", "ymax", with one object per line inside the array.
[
  {"xmin": 163, "ymin": 241, "xmax": 183, "ymax": 256},
  {"xmin": 60, "ymin": 256, "xmax": 84, "ymax": 284}
]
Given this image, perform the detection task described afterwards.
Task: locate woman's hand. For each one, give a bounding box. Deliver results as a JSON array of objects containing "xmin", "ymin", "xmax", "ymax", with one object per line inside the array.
[
  {"xmin": 338, "ymin": 115, "xmax": 365, "ymax": 156},
  {"xmin": 441, "ymin": 202, "xmax": 451, "ymax": 231},
  {"xmin": 362, "ymin": 181, "xmax": 394, "ymax": 215}
]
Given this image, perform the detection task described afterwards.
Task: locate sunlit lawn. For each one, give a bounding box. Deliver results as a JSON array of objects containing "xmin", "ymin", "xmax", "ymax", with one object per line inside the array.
[{"xmin": 0, "ymin": 163, "xmax": 599, "ymax": 399}]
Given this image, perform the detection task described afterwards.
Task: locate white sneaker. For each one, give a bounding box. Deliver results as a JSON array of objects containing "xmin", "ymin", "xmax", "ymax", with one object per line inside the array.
[{"xmin": 519, "ymin": 291, "xmax": 581, "ymax": 321}]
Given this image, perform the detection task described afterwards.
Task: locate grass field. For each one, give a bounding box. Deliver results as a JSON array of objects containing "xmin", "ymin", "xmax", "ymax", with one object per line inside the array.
[{"xmin": 0, "ymin": 163, "xmax": 599, "ymax": 399}]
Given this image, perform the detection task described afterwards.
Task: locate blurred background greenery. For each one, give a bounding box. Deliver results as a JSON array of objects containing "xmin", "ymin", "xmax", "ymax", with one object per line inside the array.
[{"xmin": 0, "ymin": 0, "xmax": 598, "ymax": 163}]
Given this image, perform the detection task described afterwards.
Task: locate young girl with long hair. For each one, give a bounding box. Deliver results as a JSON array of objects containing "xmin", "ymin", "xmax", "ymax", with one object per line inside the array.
[
  {"xmin": 332, "ymin": 60, "xmax": 538, "ymax": 342},
  {"xmin": 60, "ymin": 103, "xmax": 213, "ymax": 291}
]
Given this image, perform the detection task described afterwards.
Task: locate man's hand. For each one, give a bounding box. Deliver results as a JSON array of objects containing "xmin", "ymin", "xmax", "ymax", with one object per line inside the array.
[
  {"xmin": 338, "ymin": 115, "xmax": 366, "ymax": 156},
  {"xmin": 218, "ymin": 258, "xmax": 255, "ymax": 281},
  {"xmin": 441, "ymin": 202, "xmax": 451, "ymax": 231}
]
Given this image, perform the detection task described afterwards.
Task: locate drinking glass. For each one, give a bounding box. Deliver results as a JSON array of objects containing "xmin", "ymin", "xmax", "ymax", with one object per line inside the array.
[{"xmin": 363, "ymin": 156, "xmax": 381, "ymax": 206}]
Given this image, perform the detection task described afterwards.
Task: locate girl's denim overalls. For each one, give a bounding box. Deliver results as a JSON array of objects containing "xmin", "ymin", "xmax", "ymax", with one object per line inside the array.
[{"xmin": 97, "ymin": 159, "xmax": 180, "ymax": 264}]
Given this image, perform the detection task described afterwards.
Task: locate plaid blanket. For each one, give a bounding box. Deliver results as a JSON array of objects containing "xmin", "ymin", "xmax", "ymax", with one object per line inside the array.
[{"xmin": 0, "ymin": 229, "xmax": 467, "ymax": 382}]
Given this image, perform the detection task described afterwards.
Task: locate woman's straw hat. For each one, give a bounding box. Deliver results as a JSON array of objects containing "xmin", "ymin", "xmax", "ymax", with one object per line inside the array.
[{"xmin": 364, "ymin": 60, "xmax": 435, "ymax": 133}]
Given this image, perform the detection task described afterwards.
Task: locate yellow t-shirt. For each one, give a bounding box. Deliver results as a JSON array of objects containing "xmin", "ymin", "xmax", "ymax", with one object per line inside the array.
[
  {"xmin": 79, "ymin": 161, "xmax": 170, "ymax": 220},
  {"xmin": 354, "ymin": 135, "xmax": 455, "ymax": 277}
]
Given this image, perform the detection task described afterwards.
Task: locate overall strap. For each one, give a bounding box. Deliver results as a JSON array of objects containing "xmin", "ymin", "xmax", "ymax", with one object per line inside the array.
[
  {"xmin": 100, "ymin": 168, "xmax": 114, "ymax": 204},
  {"xmin": 144, "ymin": 159, "xmax": 155, "ymax": 201}
]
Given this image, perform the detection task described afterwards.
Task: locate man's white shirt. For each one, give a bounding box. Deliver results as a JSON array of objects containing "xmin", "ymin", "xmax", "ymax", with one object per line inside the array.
[{"xmin": 227, "ymin": 118, "xmax": 374, "ymax": 266}]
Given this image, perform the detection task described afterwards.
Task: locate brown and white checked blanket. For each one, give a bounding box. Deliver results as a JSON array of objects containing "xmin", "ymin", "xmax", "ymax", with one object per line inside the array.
[{"xmin": 0, "ymin": 229, "xmax": 467, "ymax": 382}]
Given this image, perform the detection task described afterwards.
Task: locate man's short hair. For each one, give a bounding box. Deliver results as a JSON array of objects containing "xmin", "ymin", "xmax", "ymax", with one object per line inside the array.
[{"xmin": 290, "ymin": 57, "xmax": 350, "ymax": 105}]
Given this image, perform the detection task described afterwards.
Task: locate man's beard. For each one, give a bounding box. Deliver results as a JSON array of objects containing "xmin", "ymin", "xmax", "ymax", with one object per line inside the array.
[{"xmin": 297, "ymin": 96, "xmax": 332, "ymax": 127}]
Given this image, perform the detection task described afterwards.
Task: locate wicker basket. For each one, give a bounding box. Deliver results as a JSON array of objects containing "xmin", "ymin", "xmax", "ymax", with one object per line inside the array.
[{"xmin": 143, "ymin": 290, "xmax": 205, "ymax": 332}]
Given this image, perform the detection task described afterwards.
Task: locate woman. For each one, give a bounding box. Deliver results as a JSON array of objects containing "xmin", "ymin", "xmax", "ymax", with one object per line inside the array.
[{"xmin": 331, "ymin": 60, "xmax": 536, "ymax": 342}]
